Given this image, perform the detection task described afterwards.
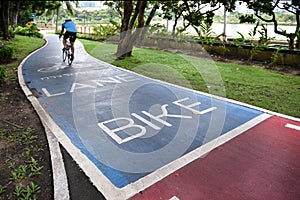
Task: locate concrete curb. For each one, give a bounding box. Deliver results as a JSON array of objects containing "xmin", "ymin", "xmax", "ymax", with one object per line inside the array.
[{"xmin": 17, "ymin": 35, "xmax": 70, "ymax": 200}]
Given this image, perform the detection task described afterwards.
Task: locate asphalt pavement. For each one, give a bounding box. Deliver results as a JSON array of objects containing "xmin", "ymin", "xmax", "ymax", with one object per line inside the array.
[{"xmin": 18, "ymin": 32, "xmax": 300, "ymax": 200}]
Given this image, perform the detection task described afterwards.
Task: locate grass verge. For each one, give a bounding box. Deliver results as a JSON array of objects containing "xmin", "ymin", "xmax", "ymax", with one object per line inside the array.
[
  {"xmin": 0, "ymin": 35, "xmax": 45, "ymax": 79},
  {"xmin": 79, "ymin": 39, "xmax": 300, "ymax": 118}
]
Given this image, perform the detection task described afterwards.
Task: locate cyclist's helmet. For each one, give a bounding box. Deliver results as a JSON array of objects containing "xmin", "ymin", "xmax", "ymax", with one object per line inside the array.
[{"xmin": 65, "ymin": 18, "xmax": 72, "ymax": 22}]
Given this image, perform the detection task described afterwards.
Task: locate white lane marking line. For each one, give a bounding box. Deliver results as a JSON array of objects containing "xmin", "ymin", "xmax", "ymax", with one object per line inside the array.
[
  {"xmin": 285, "ymin": 123, "xmax": 300, "ymax": 131},
  {"xmin": 170, "ymin": 196, "xmax": 180, "ymax": 200}
]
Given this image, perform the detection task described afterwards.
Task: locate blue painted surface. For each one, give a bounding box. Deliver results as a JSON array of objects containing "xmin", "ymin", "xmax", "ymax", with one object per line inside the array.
[{"xmin": 22, "ymin": 35, "xmax": 263, "ymax": 188}]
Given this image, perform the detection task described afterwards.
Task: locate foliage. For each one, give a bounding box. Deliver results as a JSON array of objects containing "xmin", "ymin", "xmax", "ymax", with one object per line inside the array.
[
  {"xmin": 239, "ymin": 14, "xmax": 256, "ymax": 24},
  {"xmin": 8, "ymin": 26, "xmax": 16, "ymax": 38},
  {"xmin": 13, "ymin": 24, "xmax": 43, "ymax": 38},
  {"xmin": 0, "ymin": 127, "xmax": 44, "ymax": 199},
  {"xmin": 257, "ymin": 24, "xmax": 275, "ymax": 45},
  {"xmin": 197, "ymin": 21, "xmax": 214, "ymax": 41},
  {"xmin": 269, "ymin": 46, "xmax": 284, "ymax": 67},
  {"xmin": 148, "ymin": 23, "xmax": 167, "ymax": 35},
  {"xmin": 0, "ymin": 185, "xmax": 6, "ymax": 195},
  {"xmin": 107, "ymin": 0, "xmax": 238, "ymax": 58},
  {"xmin": 0, "ymin": 35, "xmax": 45, "ymax": 80},
  {"xmin": 234, "ymin": 31, "xmax": 247, "ymax": 47},
  {"xmin": 0, "ymin": 1, "xmax": 78, "ymax": 39},
  {"xmin": 75, "ymin": 33, "xmax": 104, "ymax": 41},
  {"xmin": 234, "ymin": 26, "xmax": 270, "ymax": 62},
  {"xmin": 92, "ymin": 19, "xmax": 121, "ymax": 38},
  {"xmin": 0, "ymin": 45, "xmax": 14, "ymax": 62},
  {"xmin": 240, "ymin": 0, "xmax": 300, "ymax": 49},
  {"xmin": 248, "ymin": 43, "xmax": 268, "ymax": 62}
]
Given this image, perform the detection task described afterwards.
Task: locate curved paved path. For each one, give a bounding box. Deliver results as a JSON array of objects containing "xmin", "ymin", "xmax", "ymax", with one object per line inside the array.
[{"xmin": 19, "ymin": 33, "xmax": 300, "ymax": 200}]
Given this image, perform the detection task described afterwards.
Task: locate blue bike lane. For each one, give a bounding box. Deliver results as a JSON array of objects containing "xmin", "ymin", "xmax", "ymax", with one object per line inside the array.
[{"xmin": 19, "ymin": 34, "xmax": 300, "ymax": 199}]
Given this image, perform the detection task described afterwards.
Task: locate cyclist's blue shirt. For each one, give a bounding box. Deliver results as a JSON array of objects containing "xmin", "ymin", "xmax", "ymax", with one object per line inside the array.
[{"xmin": 62, "ymin": 21, "xmax": 77, "ymax": 33}]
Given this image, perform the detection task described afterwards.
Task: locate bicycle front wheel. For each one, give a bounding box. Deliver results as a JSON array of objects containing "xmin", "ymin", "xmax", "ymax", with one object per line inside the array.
[{"xmin": 63, "ymin": 49, "xmax": 67, "ymax": 62}]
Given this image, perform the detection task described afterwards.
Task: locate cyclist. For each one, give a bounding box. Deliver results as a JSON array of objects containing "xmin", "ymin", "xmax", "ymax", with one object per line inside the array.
[{"xmin": 59, "ymin": 18, "xmax": 77, "ymax": 61}]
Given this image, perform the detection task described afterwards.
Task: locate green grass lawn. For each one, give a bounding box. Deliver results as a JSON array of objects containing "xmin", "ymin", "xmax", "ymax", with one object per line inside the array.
[
  {"xmin": 1, "ymin": 35, "xmax": 45, "ymax": 79},
  {"xmin": 80, "ymin": 39, "xmax": 300, "ymax": 118}
]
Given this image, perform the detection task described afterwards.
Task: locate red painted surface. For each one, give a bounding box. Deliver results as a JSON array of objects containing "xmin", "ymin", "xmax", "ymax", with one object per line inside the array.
[{"xmin": 131, "ymin": 116, "xmax": 300, "ymax": 200}]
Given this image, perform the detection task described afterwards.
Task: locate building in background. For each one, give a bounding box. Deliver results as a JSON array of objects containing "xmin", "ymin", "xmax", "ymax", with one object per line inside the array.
[
  {"xmin": 77, "ymin": 1, "xmax": 105, "ymax": 11},
  {"xmin": 234, "ymin": 1, "xmax": 254, "ymax": 14}
]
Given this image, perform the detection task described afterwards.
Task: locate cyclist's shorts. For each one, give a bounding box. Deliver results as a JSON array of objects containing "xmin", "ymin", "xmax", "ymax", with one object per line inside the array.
[{"xmin": 64, "ymin": 31, "xmax": 77, "ymax": 43}]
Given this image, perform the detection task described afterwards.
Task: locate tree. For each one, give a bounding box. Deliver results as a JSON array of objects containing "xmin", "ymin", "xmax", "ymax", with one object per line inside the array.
[
  {"xmin": 112, "ymin": 0, "xmax": 238, "ymax": 59},
  {"xmin": 137, "ymin": 1, "xmax": 159, "ymax": 46},
  {"xmin": 0, "ymin": 1, "xmax": 10, "ymax": 40},
  {"xmin": 0, "ymin": 1, "xmax": 56, "ymax": 40},
  {"xmin": 48, "ymin": 1, "xmax": 77, "ymax": 33},
  {"xmin": 181, "ymin": 0, "xmax": 236, "ymax": 39},
  {"xmin": 241, "ymin": 0, "xmax": 300, "ymax": 49},
  {"xmin": 9, "ymin": 1, "xmax": 21, "ymax": 27},
  {"xmin": 105, "ymin": 0, "xmax": 150, "ymax": 59},
  {"xmin": 117, "ymin": 0, "xmax": 147, "ymax": 58},
  {"xmin": 159, "ymin": 0, "xmax": 236, "ymax": 38},
  {"xmin": 160, "ymin": 0, "xmax": 187, "ymax": 36},
  {"xmin": 0, "ymin": 1, "xmax": 25, "ymax": 39}
]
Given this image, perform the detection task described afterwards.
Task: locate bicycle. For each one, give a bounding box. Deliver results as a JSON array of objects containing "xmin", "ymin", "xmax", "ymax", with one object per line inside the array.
[{"xmin": 62, "ymin": 38, "xmax": 73, "ymax": 66}]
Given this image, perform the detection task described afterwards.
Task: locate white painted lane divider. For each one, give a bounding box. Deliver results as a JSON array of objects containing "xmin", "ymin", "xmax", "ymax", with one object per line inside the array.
[
  {"xmin": 169, "ymin": 196, "xmax": 180, "ymax": 200},
  {"xmin": 285, "ymin": 123, "xmax": 300, "ymax": 131}
]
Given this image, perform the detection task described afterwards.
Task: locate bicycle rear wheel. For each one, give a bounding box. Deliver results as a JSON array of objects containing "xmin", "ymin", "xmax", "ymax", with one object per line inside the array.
[{"xmin": 67, "ymin": 52, "xmax": 73, "ymax": 66}]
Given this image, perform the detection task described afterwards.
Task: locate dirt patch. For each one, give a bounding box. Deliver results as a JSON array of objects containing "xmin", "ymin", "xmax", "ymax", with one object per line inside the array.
[
  {"xmin": 0, "ymin": 77, "xmax": 53, "ymax": 199},
  {"xmin": 0, "ymin": 140, "xmax": 12, "ymax": 150}
]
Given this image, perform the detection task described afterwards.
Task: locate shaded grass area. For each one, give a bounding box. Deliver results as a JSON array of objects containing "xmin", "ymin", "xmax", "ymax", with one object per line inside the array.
[
  {"xmin": 80, "ymin": 39, "xmax": 300, "ymax": 118},
  {"xmin": 1, "ymin": 35, "xmax": 45, "ymax": 79}
]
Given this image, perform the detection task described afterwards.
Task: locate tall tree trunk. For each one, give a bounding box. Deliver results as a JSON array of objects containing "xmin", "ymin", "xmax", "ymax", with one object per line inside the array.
[
  {"xmin": 55, "ymin": 6, "xmax": 60, "ymax": 33},
  {"xmin": 131, "ymin": 1, "xmax": 147, "ymax": 42},
  {"xmin": 0, "ymin": 1, "xmax": 10, "ymax": 40},
  {"xmin": 137, "ymin": 4, "xmax": 159, "ymax": 47},
  {"xmin": 296, "ymin": 6, "xmax": 300, "ymax": 49},
  {"xmin": 11, "ymin": 1, "xmax": 21, "ymax": 27},
  {"xmin": 116, "ymin": 0, "xmax": 133, "ymax": 59},
  {"xmin": 172, "ymin": 14, "xmax": 181, "ymax": 36},
  {"xmin": 117, "ymin": 0, "xmax": 147, "ymax": 59},
  {"xmin": 223, "ymin": 6, "xmax": 227, "ymax": 42},
  {"xmin": 288, "ymin": 35, "xmax": 295, "ymax": 49}
]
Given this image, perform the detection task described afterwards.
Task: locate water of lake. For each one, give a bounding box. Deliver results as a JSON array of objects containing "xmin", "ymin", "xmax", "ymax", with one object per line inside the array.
[
  {"xmin": 161, "ymin": 20, "xmax": 296, "ymax": 40},
  {"xmin": 211, "ymin": 23, "xmax": 296, "ymax": 40}
]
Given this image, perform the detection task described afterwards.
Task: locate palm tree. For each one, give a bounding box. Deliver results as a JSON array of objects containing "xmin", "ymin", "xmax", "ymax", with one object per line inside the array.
[
  {"xmin": 55, "ymin": 1, "xmax": 78, "ymax": 32},
  {"xmin": 223, "ymin": 6, "xmax": 227, "ymax": 42},
  {"xmin": 44, "ymin": 1, "xmax": 77, "ymax": 32}
]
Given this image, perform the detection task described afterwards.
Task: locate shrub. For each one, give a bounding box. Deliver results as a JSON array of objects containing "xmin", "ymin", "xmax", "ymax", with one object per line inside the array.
[
  {"xmin": 0, "ymin": 45, "xmax": 14, "ymax": 62},
  {"xmin": 92, "ymin": 19, "xmax": 121, "ymax": 39},
  {"xmin": 9, "ymin": 26, "xmax": 16, "ymax": 38},
  {"xmin": 13, "ymin": 24, "xmax": 43, "ymax": 38}
]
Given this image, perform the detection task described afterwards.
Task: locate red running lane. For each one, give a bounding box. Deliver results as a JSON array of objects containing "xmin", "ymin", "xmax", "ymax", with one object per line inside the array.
[{"xmin": 131, "ymin": 116, "xmax": 300, "ymax": 200}]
